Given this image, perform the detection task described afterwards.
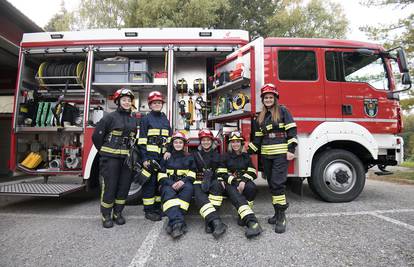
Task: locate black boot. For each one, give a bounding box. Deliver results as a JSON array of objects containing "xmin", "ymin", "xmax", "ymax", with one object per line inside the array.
[
  {"xmin": 274, "ymin": 209, "xmax": 287, "ymax": 234},
  {"xmin": 245, "ymin": 220, "xmax": 262, "ymax": 239},
  {"xmin": 205, "ymin": 222, "xmax": 213, "ymax": 234},
  {"xmin": 211, "ymin": 219, "xmax": 227, "ymax": 239},
  {"xmin": 171, "ymin": 223, "xmax": 184, "ymax": 239},
  {"xmin": 145, "ymin": 211, "xmax": 162, "ymax": 221},
  {"xmin": 102, "ymin": 214, "xmax": 114, "ymax": 228},
  {"xmin": 113, "ymin": 212, "xmax": 126, "ymax": 225},
  {"xmin": 166, "ymin": 224, "xmax": 173, "ymax": 234},
  {"xmin": 268, "ymin": 203, "xmax": 289, "ymax": 225},
  {"xmin": 268, "ymin": 206, "xmax": 277, "ymax": 224},
  {"xmin": 237, "ymin": 216, "xmax": 245, "ymax": 226}
]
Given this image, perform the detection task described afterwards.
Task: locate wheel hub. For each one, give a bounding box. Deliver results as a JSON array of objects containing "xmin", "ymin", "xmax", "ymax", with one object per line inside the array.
[
  {"xmin": 323, "ymin": 160, "xmax": 356, "ymax": 194},
  {"xmin": 335, "ymin": 170, "xmax": 350, "ymax": 184}
]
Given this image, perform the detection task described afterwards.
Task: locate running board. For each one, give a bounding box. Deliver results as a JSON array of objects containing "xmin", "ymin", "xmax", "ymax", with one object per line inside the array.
[{"xmin": 0, "ymin": 183, "xmax": 86, "ymax": 197}]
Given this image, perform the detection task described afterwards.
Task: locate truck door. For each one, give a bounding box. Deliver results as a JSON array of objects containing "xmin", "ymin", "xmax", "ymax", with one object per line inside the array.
[
  {"xmin": 338, "ymin": 49, "xmax": 397, "ymax": 134},
  {"xmin": 323, "ymin": 49, "xmax": 343, "ymax": 119},
  {"xmin": 271, "ymin": 47, "xmax": 325, "ymax": 131}
]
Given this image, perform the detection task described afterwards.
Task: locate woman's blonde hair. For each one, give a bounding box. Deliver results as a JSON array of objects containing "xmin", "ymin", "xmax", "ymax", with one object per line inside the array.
[
  {"xmin": 227, "ymin": 141, "xmax": 246, "ymax": 153},
  {"xmin": 257, "ymin": 95, "xmax": 280, "ymax": 124}
]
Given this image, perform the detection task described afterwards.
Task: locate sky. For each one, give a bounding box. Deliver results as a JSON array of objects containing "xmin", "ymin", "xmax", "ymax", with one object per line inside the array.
[{"xmin": 6, "ymin": 0, "xmax": 414, "ymax": 42}]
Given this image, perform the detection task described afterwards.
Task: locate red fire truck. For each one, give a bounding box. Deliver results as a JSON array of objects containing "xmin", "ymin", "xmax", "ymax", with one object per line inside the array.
[{"xmin": 1, "ymin": 28, "xmax": 411, "ymax": 202}]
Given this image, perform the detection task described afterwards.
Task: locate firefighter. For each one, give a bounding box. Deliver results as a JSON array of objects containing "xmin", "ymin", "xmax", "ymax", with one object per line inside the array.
[
  {"xmin": 248, "ymin": 83, "xmax": 297, "ymax": 233},
  {"xmin": 92, "ymin": 88, "xmax": 138, "ymax": 228},
  {"xmin": 138, "ymin": 91, "xmax": 172, "ymax": 221},
  {"xmin": 221, "ymin": 131, "xmax": 262, "ymax": 238},
  {"xmin": 193, "ymin": 129, "xmax": 227, "ymax": 238},
  {"xmin": 158, "ymin": 132, "xmax": 195, "ymax": 238}
]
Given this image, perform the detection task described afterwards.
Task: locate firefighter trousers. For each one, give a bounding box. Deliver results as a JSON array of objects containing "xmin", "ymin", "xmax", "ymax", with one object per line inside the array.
[
  {"xmin": 262, "ymin": 154, "xmax": 289, "ymax": 207},
  {"xmin": 100, "ymin": 156, "xmax": 132, "ymax": 216},
  {"xmin": 194, "ymin": 180, "xmax": 225, "ymax": 225},
  {"xmin": 142, "ymin": 172, "xmax": 162, "ymax": 213},
  {"xmin": 225, "ymin": 181, "xmax": 258, "ymax": 224},
  {"xmin": 161, "ymin": 180, "xmax": 193, "ymax": 226}
]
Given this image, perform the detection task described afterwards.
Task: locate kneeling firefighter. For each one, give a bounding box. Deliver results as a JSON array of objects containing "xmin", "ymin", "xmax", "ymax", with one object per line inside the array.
[
  {"xmin": 193, "ymin": 129, "xmax": 227, "ymax": 239},
  {"xmin": 221, "ymin": 131, "xmax": 262, "ymax": 238},
  {"xmin": 248, "ymin": 83, "xmax": 297, "ymax": 233},
  {"xmin": 157, "ymin": 132, "xmax": 195, "ymax": 238},
  {"xmin": 92, "ymin": 88, "xmax": 138, "ymax": 228}
]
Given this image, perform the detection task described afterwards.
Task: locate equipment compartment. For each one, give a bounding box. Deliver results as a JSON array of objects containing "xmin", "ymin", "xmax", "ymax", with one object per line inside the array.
[
  {"xmin": 15, "ymin": 132, "xmax": 83, "ymax": 175},
  {"xmin": 15, "ymin": 48, "xmax": 89, "ymax": 132}
]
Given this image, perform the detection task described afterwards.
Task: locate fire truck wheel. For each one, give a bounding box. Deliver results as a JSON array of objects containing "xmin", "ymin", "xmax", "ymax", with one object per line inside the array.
[
  {"xmin": 307, "ymin": 177, "xmax": 317, "ymax": 197},
  {"xmin": 126, "ymin": 181, "xmax": 143, "ymax": 205},
  {"xmin": 311, "ymin": 149, "xmax": 365, "ymax": 202}
]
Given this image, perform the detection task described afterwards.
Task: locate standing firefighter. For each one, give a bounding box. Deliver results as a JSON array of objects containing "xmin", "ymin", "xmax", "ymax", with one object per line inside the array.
[
  {"xmin": 193, "ymin": 129, "xmax": 227, "ymax": 238},
  {"xmin": 138, "ymin": 91, "xmax": 172, "ymax": 221},
  {"xmin": 92, "ymin": 88, "xmax": 138, "ymax": 228},
  {"xmin": 158, "ymin": 132, "xmax": 195, "ymax": 238},
  {"xmin": 248, "ymin": 83, "xmax": 297, "ymax": 233},
  {"xmin": 221, "ymin": 131, "xmax": 262, "ymax": 238}
]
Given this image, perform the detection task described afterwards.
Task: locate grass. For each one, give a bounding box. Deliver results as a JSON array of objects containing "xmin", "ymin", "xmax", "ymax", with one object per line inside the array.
[
  {"xmin": 384, "ymin": 171, "xmax": 414, "ymax": 181},
  {"xmin": 401, "ymin": 161, "xmax": 414, "ymax": 168},
  {"xmin": 368, "ymin": 170, "xmax": 414, "ymax": 184}
]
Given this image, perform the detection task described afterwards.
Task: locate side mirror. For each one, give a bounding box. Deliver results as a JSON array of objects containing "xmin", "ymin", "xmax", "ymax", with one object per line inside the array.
[
  {"xmin": 402, "ymin": 72, "xmax": 412, "ymax": 85},
  {"xmin": 397, "ymin": 49, "xmax": 409, "ymax": 73}
]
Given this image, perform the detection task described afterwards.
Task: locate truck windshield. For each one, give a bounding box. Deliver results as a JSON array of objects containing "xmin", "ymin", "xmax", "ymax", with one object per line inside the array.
[{"xmin": 343, "ymin": 52, "xmax": 389, "ymax": 90}]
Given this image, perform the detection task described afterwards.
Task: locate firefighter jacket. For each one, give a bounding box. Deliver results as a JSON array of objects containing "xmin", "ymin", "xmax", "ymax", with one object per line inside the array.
[
  {"xmin": 248, "ymin": 105, "xmax": 298, "ymax": 157},
  {"xmin": 157, "ymin": 150, "xmax": 197, "ymax": 186},
  {"xmin": 193, "ymin": 148, "xmax": 225, "ymax": 184},
  {"xmin": 92, "ymin": 107, "xmax": 138, "ymax": 158},
  {"xmin": 138, "ymin": 110, "xmax": 172, "ymax": 162},
  {"xmin": 220, "ymin": 151, "xmax": 257, "ymax": 185}
]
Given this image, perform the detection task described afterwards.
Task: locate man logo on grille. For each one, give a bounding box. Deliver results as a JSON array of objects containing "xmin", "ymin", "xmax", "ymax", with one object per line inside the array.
[{"xmin": 364, "ymin": 98, "xmax": 378, "ymax": 117}]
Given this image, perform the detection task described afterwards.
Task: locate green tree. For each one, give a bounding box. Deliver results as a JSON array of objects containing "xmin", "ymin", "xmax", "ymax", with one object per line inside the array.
[
  {"xmin": 126, "ymin": 0, "xmax": 229, "ymax": 28},
  {"xmin": 267, "ymin": 0, "xmax": 348, "ymax": 38},
  {"xmin": 360, "ymin": 0, "xmax": 414, "ymax": 112},
  {"xmin": 46, "ymin": 0, "xmax": 349, "ymax": 39},
  {"xmin": 213, "ymin": 0, "xmax": 283, "ymax": 38},
  {"xmin": 78, "ymin": 0, "xmax": 129, "ymax": 28},
  {"xmin": 44, "ymin": 1, "xmax": 75, "ymax": 31},
  {"xmin": 402, "ymin": 114, "xmax": 414, "ymax": 159}
]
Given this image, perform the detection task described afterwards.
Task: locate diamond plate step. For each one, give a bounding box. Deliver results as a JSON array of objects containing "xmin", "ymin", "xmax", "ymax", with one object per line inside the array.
[{"xmin": 0, "ymin": 183, "xmax": 86, "ymax": 197}]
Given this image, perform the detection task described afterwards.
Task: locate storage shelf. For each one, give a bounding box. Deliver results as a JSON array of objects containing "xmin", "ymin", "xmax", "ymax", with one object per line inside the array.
[
  {"xmin": 208, "ymin": 77, "xmax": 250, "ymax": 94},
  {"xmin": 92, "ymin": 82, "xmax": 167, "ymax": 91},
  {"xmin": 15, "ymin": 126, "xmax": 83, "ymax": 133},
  {"xmin": 208, "ymin": 109, "xmax": 252, "ymax": 121}
]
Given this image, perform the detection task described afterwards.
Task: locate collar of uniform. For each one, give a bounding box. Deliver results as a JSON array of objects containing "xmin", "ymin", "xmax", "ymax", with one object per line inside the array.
[
  {"xmin": 117, "ymin": 107, "xmax": 131, "ymax": 114},
  {"xmin": 229, "ymin": 151, "xmax": 243, "ymax": 158},
  {"xmin": 150, "ymin": 110, "xmax": 162, "ymax": 117},
  {"xmin": 172, "ymin": 150, "xmax": 185, "ymax": 157}
]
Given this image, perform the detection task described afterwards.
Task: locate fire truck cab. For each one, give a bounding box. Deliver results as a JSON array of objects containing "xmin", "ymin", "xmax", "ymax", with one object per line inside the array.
[{"xmin": 2, "ymin": 28, "xmax": 411, "ymax": 203}]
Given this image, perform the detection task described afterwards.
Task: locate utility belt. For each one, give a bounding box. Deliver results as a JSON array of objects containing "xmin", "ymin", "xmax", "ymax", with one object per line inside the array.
[
  {"xmin": 232, "ymin": 170, "xmax": 244, "ymax": 178},
  {"xmin": 196, "ymin": 168, "xmax": 214, "ymax": 180},
  {"xmin": 147, "ymin": 136, "xmax": 168, "ymax": 146},
  {"xmin": 105, "ymin": 135, "xmax": 134, "ymax": 147},
  {"xmin": 265, "ymin": 132, "xmax": 287, "ymax": 139},
  {"xmin": 169, "ymin": 174, "xmax": 185, "ymax": 182}
]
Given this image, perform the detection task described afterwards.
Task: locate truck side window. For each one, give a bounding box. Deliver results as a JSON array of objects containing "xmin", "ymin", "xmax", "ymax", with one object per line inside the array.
[
  {"xmin": 342, "ymin": 52, "xmax": 389, "ymax": 90},
  {"xmin": 278, "ymin": 51, "xmax": 317, "ymax": 81},
  {"xmin": 325, "ymin": 52, "xmax": 341, "ymax": 81}
]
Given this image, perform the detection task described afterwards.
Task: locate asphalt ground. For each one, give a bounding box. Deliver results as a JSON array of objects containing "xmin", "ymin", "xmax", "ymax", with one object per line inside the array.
[{"xmin": 0, "ymin": 176, "xmax": 413, "ymax": 267}]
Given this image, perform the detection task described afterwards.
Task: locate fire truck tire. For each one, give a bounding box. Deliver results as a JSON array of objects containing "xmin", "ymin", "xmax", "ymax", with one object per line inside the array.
[
  {"xmin": 126, "ymin": 181, "xmax": 143, "ymax": 205},
  {"xmin": 311, "ymin": 149, "xmax": 365, "ymax": 202},
  {"xmin": 98, "ymin": 175, "xmax": 143, "ymax": 205},
  {"xmin": 306, "ymin": 177, "xmax": 318, "ymax": 198}
]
